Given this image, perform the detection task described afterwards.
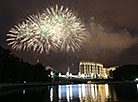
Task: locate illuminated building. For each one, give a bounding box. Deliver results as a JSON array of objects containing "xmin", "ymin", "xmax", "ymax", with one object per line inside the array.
[
  {"xmin": 58, "ymin": 61, "xmax": 118, "ymax": 79},
  {"xmin": 79, "ymin": 61, "xmax": 108, "ymax": 79}
]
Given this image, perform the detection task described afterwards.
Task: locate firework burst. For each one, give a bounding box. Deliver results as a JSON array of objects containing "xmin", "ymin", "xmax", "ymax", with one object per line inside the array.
[{"xmin": 7, "ymin": 5, "xmax": 87, "ymax": 54}]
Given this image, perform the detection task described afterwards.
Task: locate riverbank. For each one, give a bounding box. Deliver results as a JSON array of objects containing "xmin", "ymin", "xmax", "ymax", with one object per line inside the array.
[{"xmin": 0, "ymin": 81, "xmax": 138, "ymax": 88}]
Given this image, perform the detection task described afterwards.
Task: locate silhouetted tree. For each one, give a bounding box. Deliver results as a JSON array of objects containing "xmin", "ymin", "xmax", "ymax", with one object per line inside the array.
[
  {"xmin": 112, "ymin": 65, "xmax": 138, "ymax": 81},
  {"xmin": 0, "ymin": 45, "xmax": 51, "ymax": 83}
]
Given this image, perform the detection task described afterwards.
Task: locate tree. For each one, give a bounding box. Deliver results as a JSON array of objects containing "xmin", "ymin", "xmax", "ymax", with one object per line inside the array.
[
  {"xmin": 112, "ymin": 65, "xmax": 138, "ymax": 81},
  {"xmin": 0, "ymin": 45, "xmax": 51, "ymax": 83}
]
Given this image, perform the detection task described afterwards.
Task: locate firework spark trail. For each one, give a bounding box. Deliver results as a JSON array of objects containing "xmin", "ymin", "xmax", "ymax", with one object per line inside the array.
[{"xmin": 6, "ymin": 5, "xmax": 87, "ymax": 54}]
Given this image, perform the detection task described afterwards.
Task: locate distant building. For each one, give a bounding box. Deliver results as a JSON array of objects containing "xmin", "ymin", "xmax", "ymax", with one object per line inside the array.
[
  {"xmin": 79, "ymin": 61, "xmax": 108, "ymax": 79},
  {"xmin": 58, "ymin": 61, "xmax": 118, "ymax": 79}
]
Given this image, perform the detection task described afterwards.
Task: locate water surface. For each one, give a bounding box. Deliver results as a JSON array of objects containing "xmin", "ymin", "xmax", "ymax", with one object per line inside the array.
[{"xmin": 0, "ymin": 84, "xmax": 138, "ymax": 102}]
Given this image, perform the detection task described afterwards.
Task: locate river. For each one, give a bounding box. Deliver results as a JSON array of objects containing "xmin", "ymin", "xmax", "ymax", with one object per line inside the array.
[{"xmin": 0, "ymin": 83, "xmax": 138, "ymax": 102}]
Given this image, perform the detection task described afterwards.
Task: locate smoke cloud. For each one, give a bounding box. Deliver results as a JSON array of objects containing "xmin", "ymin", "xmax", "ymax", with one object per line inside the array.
[{"xmin": 79, "ymin": 18, "xmax": 138, "ymax": 65}]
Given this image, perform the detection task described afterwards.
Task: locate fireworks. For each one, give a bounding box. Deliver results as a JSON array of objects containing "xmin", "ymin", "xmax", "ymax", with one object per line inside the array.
[{"xmin": 6, "ymin": 5, "xmax": 87, "ymax": 54}]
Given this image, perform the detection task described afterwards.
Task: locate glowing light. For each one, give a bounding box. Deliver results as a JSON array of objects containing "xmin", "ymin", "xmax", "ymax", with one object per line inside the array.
[
  {"xmin": 58, "ymin": 85, "xmax": 61, "ymax": 99},
  {"xmin": 6, "ymin": 5, "xmax": 87, "ymax": 54},
  {"xmin": 134, "ymin": 78, "xmax": 138, "ymax": 81},
  {"xmin": 50, "ymin": 87, "xmax": 53, "ymax": 101},
  {"xmin": 105, "ymin": 84, "xmax": 109, "ymax": 97},
  {"xmin": 78, "ymin": 84, "xmax": 82, "ymax": 100},
  {"xmin": 95, "ymin": 84, "xmax": 97, "ymax": 97},
  {"xmin": 82, "ymin": 84, "xmax": 85, "ymax": 98},
  {"xmin": 23, "ymin": 89, "xmax": 25, "ymax": 95},
  {"xmin": 66, "ymin": 85, "xmax": 70, "ymax": 102},
  {"xmin": 70, "ymin": 85, "xmax": 72, "ymax": 100},
  {"xmin": 91, "ymin": 84, "xmax": 95, "ymax": 98}
]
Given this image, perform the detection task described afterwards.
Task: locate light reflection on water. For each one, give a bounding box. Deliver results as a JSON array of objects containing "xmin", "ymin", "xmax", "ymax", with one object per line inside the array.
[
  {"xmin": 50, "ymin": 84, "xmax": 117, "ymax": 102},
  {"xmin": 22, "ymin": 89, "xmax": 25, "ymax": 95},
  {"xmin": 0, "ymin": 84, "xmax": 138, "ymax": 102}
]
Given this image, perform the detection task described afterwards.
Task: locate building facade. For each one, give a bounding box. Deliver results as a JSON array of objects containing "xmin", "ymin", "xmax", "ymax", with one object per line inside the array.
[
  {"xmin": 79, "ymin": 61, "xmax": 108, "ymax": 79},
  {"xmin": 58, "ymin": 61, "xmax": 118, "ymax": 79}
]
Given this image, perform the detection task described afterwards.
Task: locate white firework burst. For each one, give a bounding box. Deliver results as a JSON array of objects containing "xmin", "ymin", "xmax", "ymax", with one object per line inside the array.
[{"xmin": 6, "ymin": 5, "xmax": 87, "ymax": 54}]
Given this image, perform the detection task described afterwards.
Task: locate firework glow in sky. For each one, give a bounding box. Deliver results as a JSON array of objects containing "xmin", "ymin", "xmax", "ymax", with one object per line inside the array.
[
  {"xmin": 1, "ymin": 0, "xmax": 138, "ymax": 73},
  {"xmin": 6, "ymin": 5, "xmax": 87, "ymax": 54}
]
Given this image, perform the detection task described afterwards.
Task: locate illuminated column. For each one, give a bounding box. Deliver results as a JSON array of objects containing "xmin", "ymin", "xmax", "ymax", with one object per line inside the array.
[
  {"xmin": 84, "ymin": 63, "xmax": 86, "ymax": 75},
  {"xmin": 101, "ymin": 67, "xmax": 103, "ymax": 78},
  {"xmin": 92, "ymin": 64, "xmax": 95, "ymax": 77},
  {"xmin": 89, "ymin": 64, "xmax": 92, "ymax": 75},
  {"xmin": 101, "ymin": 68, "xmax": 103, "ymax": 78},
  {"xmin": 87, "ymin": 64, "xmax": 89, "ymax": 75},
  {"xmin": 85, "ymin": 64, "xmax": 87, "ymax": 75},
  {"xmin": 91, "ymin": 63, "xmax": 93, "ymax": 74},
  {"xmin": 95, "ymin": 64, "xmax": 98, "ymax": 78}
]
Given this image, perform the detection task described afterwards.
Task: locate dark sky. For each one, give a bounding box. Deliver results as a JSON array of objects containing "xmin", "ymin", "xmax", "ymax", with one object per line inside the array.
[{"xmin": 0, "ymin": 0, "xmax": 138, "ymax": 73}]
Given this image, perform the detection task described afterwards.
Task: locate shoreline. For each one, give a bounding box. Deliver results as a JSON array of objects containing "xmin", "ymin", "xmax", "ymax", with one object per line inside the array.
[{"xmin": 0, "ymin": 81, "xmax": 138, "ymax": 88}]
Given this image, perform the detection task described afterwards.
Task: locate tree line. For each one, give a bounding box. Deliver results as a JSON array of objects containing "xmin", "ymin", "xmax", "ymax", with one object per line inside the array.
[
  {"xmin": 111, "ymin": 64, "xmax": 138, "ymax": 81},
  {"xmin": 0, "ymin": 46, "xmax": 52, "ymax": 83}
]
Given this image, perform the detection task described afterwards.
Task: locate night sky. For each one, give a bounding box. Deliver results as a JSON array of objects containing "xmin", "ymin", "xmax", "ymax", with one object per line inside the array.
[{"xmin": 0, "ymin": 0, "xmax": 138, "ymax": 73}]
